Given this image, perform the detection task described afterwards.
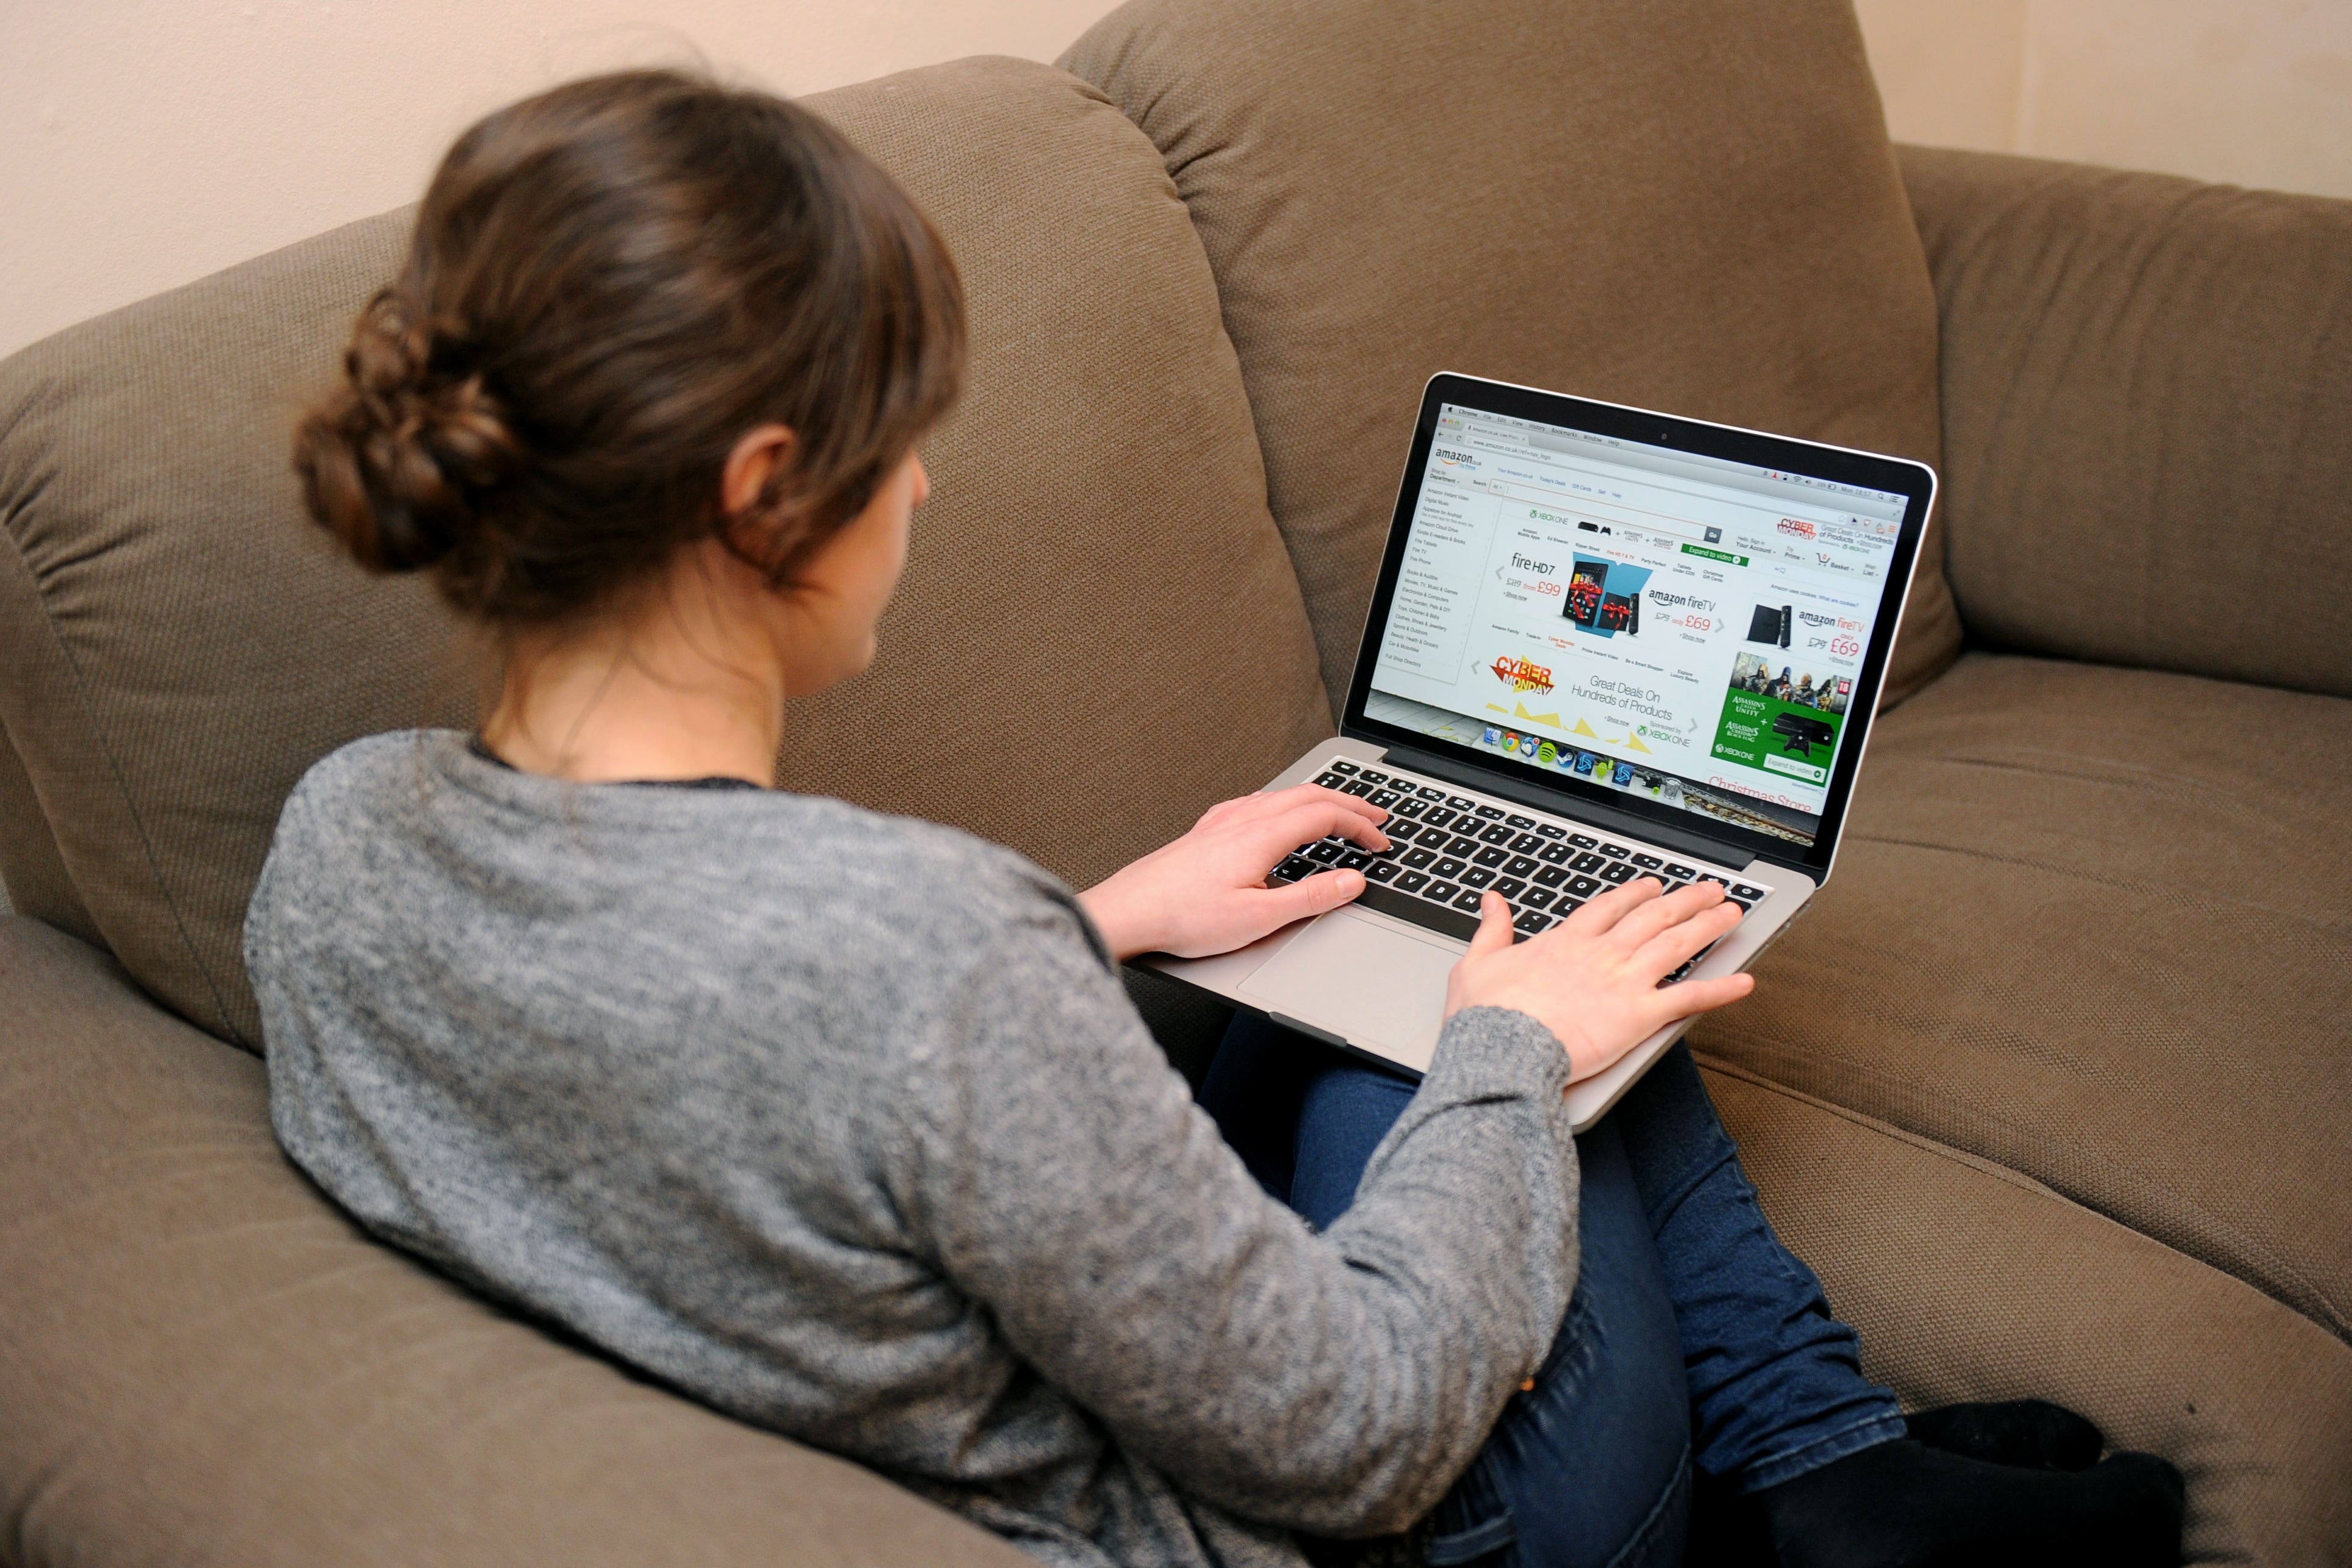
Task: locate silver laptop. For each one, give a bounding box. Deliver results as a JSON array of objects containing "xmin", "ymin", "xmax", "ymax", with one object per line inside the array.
[{"xmin": 1150, "ymin": 373, "xmax": 1937, "ymax": 1129}]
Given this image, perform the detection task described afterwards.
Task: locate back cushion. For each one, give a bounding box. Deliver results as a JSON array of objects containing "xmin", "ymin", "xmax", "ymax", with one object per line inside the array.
[
  {"xmin": 1899, "ymin": 147, "xmax": 2352, "ymax": 700},
  {"xmin": 0, "ymin": 57, "xmax": 1329, "ymax": 1048},
  {"xmin": 1063, "ymin": 0, "xmax": 1962, "ymax": 711}
]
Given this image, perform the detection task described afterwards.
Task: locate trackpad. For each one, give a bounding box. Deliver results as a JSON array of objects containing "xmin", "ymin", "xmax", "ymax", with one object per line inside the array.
[{"xmin": 1236, "ymin": 911, "xmax": 1453, "ymax": 1074}]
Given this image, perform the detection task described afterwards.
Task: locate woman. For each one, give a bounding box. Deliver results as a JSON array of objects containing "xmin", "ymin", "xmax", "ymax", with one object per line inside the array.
[{"xmin": 247, "ymin": 70, "xmax": 2183, "ymax": 1568}]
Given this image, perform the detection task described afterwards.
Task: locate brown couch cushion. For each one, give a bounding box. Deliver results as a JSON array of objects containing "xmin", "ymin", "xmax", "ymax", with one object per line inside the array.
[
  {"xmin": 1899, "ymin": 146, "xmax": 2352, "ymax": 701},
  {"xmin": 0, "ymin": 57, "xmax": 1328, "ymax": 1048},
  {"xmin": 0, "ymin": 916, "xmax": 1032, "ymax": 1567},
  {"xmin": 1701, "ymin": 1061, "xmax": 2352, "ymax": 1567},
  {"xmin": 1691, "ymin": 654, "xmax": 2352, "ymax": 1346},
  {"xmin": 1062, "ymin": 0, "xmax": 1962, "ymax": 714}
]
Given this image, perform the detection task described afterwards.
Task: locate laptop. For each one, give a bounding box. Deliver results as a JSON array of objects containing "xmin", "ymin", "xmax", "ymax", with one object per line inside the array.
[{"xmin": 1148, "ymin": 372, "xmax": 1936, "ymax": 1129}]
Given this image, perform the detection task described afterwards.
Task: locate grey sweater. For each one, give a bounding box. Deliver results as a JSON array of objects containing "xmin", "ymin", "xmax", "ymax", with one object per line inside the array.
[{"xmin": 246, "ymin": 731, "xmax": 1581, "ymax": 1568}]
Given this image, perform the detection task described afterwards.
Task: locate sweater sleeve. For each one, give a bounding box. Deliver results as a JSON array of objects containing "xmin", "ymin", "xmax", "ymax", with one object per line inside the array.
[{"xmin": 893, "ymin": 903, "xmax": 1581, "ymax": 1537}]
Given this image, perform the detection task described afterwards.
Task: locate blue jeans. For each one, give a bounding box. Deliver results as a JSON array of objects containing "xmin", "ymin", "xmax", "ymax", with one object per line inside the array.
[{"xmin": 1198, "ymin": 1018, "xmax": 1905, "ymax": 1568}]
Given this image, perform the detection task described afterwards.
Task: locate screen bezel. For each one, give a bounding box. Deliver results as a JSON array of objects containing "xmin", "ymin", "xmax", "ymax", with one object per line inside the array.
[{"xmin": 1339, "ymin": 372, "xmax": 1937, "ymax": 879}]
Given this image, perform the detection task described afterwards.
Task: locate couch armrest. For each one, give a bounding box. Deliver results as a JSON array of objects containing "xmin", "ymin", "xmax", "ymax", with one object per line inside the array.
[
  {"xmin": 1896, "ymin": 145, "xmax": 2352, "ymax": 700},
  {"xmin": 0, "ymin": 916, "xmax": 1029, "ymax": 1568}
]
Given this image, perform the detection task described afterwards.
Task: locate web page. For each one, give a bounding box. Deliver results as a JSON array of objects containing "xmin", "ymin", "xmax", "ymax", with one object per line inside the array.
[{"xmin": 1366, "ymin": 404, "xmax": 1908, "ymax": 847}]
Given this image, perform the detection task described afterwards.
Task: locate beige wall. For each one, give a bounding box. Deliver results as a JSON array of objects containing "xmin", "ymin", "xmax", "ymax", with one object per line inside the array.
[
  {"xmin": 4, "ymin": 0, "xmax": 2351, "ymax": 361},
  {"xmin": 1855, "ymin": 0, "xmax": 2352, "ymax": 199}
]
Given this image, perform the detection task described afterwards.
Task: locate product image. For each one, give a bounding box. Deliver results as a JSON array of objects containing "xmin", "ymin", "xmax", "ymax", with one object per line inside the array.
[{"xmin": 1747, "ymin": 603, "xmax": 1793, "ymax": 647}]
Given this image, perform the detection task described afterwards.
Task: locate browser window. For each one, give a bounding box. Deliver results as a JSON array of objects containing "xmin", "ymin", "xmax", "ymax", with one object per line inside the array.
[{"xmin": 1364, "ymin": 404, "xmax": 1908, "ymax": 847}]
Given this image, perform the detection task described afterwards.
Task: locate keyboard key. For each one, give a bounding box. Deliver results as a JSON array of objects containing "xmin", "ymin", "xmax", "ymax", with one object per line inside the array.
[
  {"xmin": 1338, "ymin": 850, "xmax": 1370, "ymax": 870},
  {"xmin": 1567, "ymin": 875, "xmax": 1602, "ymax": 897},
  {"xmin": 1727, "ymin": 896, "xmax": 1753, "ymax": 913},
  {"xmin": 1474, "ymin": 804, "xmax": 1506, "ymax": 819},
  {"xmin": 1314, "ymin": 771, "xmax": 1348, "ymax": 787},
  {"xmin": 1505, "ymin": 814, "xmax": 1535, "ymax": 829},
  {"xmin": 1599, "ymin": 843, "xmax": 1630, "ymax": 859},
  {"xmin": 1329, "ymin": 761, "xmax": 1360, "ymax": 774},
  {"xmin": 1397, "ymin": 870, "xmax": 1430, "ymax": 893},
  {"xmin": 1432, "ymin": 857, "xmax": 1467, "ymax": 878},
  {"xmin": 1477, "ymin": 824, "xmax": 1514, "ymax": 845},
  {"xmin": 1365, "ymin": 861, "xmax": 1400, "ymax": 883},
  {"xmin": 1631, "ymin": 853, "xmax": 1663, "ymax": 869},
  {"xmin": 1600, "ymin": 863, "xmax": 1637, "ymax": 884},
  {"xmin": 1426, "ymin": 881, "xmax": 1461, "ymax": 903},
  {"xmin": 1504, "ymin": 855, "xmax": 1539, "ymax": 878},
  {"xmin": 1343, "ymin": 780, "xmax": 1376, "ymax": 797},
  {"xmin": 1447, "ymin": 835, "xmax": 1482, "ymax": 856},
  {"xmin": 1513, "ymin": 909, "xmax": 1553, "ymax": 935},
  {"xmin": 1271, "ymin": 856, "xmax": 1316, "ymax": 882},
  {"xmin": 1473, "ymin": 846, "xmax": 1509, "ymax": 868},
  {"xmin": 1536, "ymin": 824, "xmax": 1567, "ymax": 839},
  {"xmin": 1306, "ymin": 842, "xmax": 1344, "ymax": 863},
  {"xmin": 1493, "ymin": 876, "xmax": 1527, "ymax": 899},
  {"xmin": 1422, "ymin": 808, "xmax": 1458, "ymax": 830},
  {"xmin": 1460, "ymin": 868, "xmax": 1496, "ymax": 889},
  {"xmin": 1416, "ymin": 786, "xmax": 1445, "ymax": 800},
  {"xmin": 1447, "ymin": 796, "xmax": 1474, "ymax": 810},
  {"xmin": 1664, "ymin": 862, "xmax": 1697, "ymax": 879},
  {"xmin": 1569, "ymin": 833, "xmax": 1598, "ymax": 848},
  {"xmin": 1538, "ymin": 843, "xmax": 1573, "ymax": 864},
  {"xmin": 1369, "ymin": 789, "xmax": 1401, "ymax": 808},
  {"xmin": 1510, "ymin": 833, "xmax": 1543, "ymax": 853},
  {"xmin": 1695, "ymin": 874, "xmax": 1728, "ymax": 889},
  {"xmin": 1731, "ymin": 884, "xmax": 1766, "ymax": 900},
  {"xmin": 1521, "ymin": 887, "xmax": 1555, "ymax": 909},
  {"xmin": 1395, "ymin": 798, "xmax": 1428, "ymax": 817},
  {"xmin": 1532, "ymin": 865, "xmax": 1568, "ymax": 887},
  {"xmin": 1571, "ymin": 852, "xmax": 1606, "ymax": 873},
  {"xmin": 1452, "ymin": 889, "xmax": 1487, "ymax": 912},
  {"xmin": 1358, "ymin": 770, "xmax": 1389, "ymax": 784},
  {"xmin": 1353, "ymin": 881, "xmax": 1479, "ymax": 940},
  {"xmin": 1401, "ymin": 848, "xmax": 1436, "ymax": 870}
]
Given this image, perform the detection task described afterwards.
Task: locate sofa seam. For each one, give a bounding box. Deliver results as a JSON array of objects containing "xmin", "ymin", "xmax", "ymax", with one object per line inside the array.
[
  {"xmin": 1692, "ymin": 1034, "xmax": 2345, "ymax": 1343},
  {"xmin": 0, "ymin": 517, "xmax": 244, "ymax": 1045}
]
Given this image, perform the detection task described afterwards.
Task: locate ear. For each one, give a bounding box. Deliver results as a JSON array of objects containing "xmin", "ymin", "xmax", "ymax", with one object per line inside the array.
[{"xmin": 720, "ymin": 423, "xmax": 797, "ymax": 518}]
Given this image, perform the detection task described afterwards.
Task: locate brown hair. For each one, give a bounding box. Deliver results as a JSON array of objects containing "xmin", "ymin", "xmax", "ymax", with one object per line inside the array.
[{"xmin": 294, "ymin": 69, "xmax": 966, "ymax": 626}]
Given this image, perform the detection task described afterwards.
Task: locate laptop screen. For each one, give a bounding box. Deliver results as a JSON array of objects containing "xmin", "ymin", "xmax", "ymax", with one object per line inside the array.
[{"xmin": 1356, "ymin": 395, "xmax": 1917, "ymax": 858}]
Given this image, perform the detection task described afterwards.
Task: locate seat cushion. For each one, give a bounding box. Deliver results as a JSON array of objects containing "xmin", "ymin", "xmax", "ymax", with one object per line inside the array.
[
  {"xmin": 0, "ymin": 57, "xmax": 1329, "ymax": 1049},
  {"xmin": 0, "ymin": 916, "xmax": 1032, "ymax": 1567},
  {"xmin": 1062, "ymin": 0, "xmax": 1962, "ymax": 712},
  {"xmin": 1691, "ymin": 654, "xmax": 2352, "ymax": 1345},
  {"xmin": 1700, "ymin": 1060, "xmax": 2352, "ymax": 1567},
  {"xmin": 1899, "ymin": 146, "xmax": 2352, "ymax": 701}
]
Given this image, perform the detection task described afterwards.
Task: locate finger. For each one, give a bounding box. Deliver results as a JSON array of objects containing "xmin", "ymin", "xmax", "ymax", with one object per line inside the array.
[
  {"xmin": 1648, "ymin": 969, "xmax": 1755, "ymax": 1023},
  {"xmin": 1260, "ymin": 798, "xmax": 1390, "ymax": 854},
  {"xmin": 1561, "ymin": 874, "xmax": 1663, "ymax": 935},
  {"xmin": 1211, "ymin": 783, "xmax": 1363, "ymax": 831},
  {"xmin": 1609, "ymin": 878, "xmax": 1727, "ymax": 949},
  {"xmin": 1463, "ymin": 890, "xmax": 1516, "ymax": 959},
  {"xmin": 1256, "ymin": 866, "xmax": 1366, "ymax": 924},
  {"xmin": 1632, "ymin": 897, "xmax": 1744, "ymax": 977}
]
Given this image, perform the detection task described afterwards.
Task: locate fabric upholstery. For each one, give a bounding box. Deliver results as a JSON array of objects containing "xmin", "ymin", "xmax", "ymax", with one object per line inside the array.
[
  {"xmin": 1700, "ymin": 1061, "xmax": 2352, "ymax": 1568},
  {"xmin": 0, "ymin": 57, "xmax": 1329, "ymax": 1050},
  {"xmin": 0, "ymin": 723, "xmax": 94, "ymax": 943},
  {"xmin": 1691, "ymin": 653, "xmax": 2352, "ymax": 1347},
  {"xmin": 1898, "ymin": 146, "xmax": 2352, "ymax": 700},
  {"xmin": 0, "ymin": 916, "xmax": 1031, "ymax": 1568},
  {"xmin": 1062, "ymin": 0, "xmax": 1963, "ymax": 714}
]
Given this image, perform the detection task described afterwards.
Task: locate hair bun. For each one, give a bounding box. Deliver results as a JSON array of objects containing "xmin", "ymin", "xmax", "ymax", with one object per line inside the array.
[{"xmin": 295, "ymin": 288, "xmax": 523, "ymax": 574}]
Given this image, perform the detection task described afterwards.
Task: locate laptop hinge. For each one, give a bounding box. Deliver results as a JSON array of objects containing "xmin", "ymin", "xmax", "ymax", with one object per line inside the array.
[{"xmin": 1373, "ymin": 741, "xmax": 1757, "ymax": 871}]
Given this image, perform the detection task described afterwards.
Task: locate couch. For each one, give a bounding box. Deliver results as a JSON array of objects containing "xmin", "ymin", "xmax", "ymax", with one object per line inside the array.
[{"xmin": 4, "ymin": 1, "xmax": 2347, "ymax": 1562}]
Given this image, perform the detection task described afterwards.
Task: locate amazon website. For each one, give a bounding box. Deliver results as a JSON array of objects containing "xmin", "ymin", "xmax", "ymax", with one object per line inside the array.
[{"xmin": 1366, "ymin": 404, "xmax": 1908, "ymax": 847}]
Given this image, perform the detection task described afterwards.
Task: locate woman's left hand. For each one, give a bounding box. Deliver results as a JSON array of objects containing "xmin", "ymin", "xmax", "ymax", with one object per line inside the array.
[{"xmin": 1078, "ymin": 784, "xmax": 1391, "ymax": 961}]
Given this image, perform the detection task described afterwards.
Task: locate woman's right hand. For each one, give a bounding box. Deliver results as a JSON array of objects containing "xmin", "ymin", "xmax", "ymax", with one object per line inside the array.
[{"xmin": 1444, "ymin": 878, "xmax": 1756, "ymax": 1082}]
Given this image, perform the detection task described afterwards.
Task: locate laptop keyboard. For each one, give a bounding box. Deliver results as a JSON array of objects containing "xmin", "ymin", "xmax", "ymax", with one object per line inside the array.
[{"xmin": 1267, "ymin": 758, "xmax": 1772, "ymax": 975}]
